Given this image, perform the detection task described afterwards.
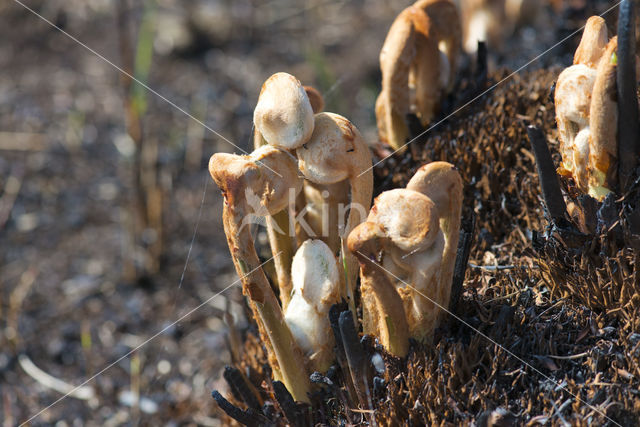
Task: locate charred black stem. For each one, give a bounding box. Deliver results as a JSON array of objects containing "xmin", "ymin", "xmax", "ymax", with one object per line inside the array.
[
  {"xmin": 223, "ymin": 366, "xmax": 262, "ymax": 411},
  {"xmin": 527, "ymin": 125, "xmax": 568, "ymax": 224},
  {"xmin": 475, "ymin": 41, "xmax": 488, "ymax": 85},
  {"xmin": 339, "ymin": 310, "xmax": 373, "ymax": 418},
  {"xmin": 548, "ymin": 81, "xmax": 556, "ymax": 105},
  {"xmin": 329, "ymin": 304, "xmax": 349, "ymax": 368},
  {"xmin": 310, "ymin": 369, "xmax": 355, "ymax": 425},
  {"xmin": 406, "ymin": 113, "xmax": 428, "ymax": 145},
  {"xmin": 617, "ymin": 0, "xmax": 640, "ymax": 192},
  {"xmin": 328, "ymin": 302, "xmax": 359, "ymax": 404},
  {"xmin": 449, "ymin": 212, "xmax": 475, "ymax": 313},
  {"xmin": 211, "ymin": 390, "xmax": 270, "ymax": 426},
  {"xmin": 272, "ymin": 381, "xmax": 301, "ymax": 426}
]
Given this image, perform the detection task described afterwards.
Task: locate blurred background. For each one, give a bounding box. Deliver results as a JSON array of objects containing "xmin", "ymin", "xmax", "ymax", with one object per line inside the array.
[{"xmin": 0, "ymin": 0, "xmax": 614, "ymax": 424}]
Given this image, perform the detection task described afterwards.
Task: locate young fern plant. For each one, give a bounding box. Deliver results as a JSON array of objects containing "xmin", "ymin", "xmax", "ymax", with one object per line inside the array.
[
  {"xmin": 252, "ymin": 72, "xmax": 316, "ymax": 310},
  {"xmin": 297, "ymin": 91, "xmax": 351, "ymax": 257},
  {"xmin": 296, "ymin": 112, "xmax": 373, "ymax": 321},
  {"xmin": 407, "ymin": 161, "xmax": 463, "ymax": 318},
  {"xmin": 376, "ymin": 0, "xmax": 461, "ymax": 150},
  {"xmin": 209, "ymin": 72, "xmax": 374, "ymax": 403},
  {"xmin": 348, "ymin": 162, "xmax": 463, "ymax": 348},
  {"xmin": 555, "ymin": 16, "xmax": 620, "ymax": 201},
  {"xmin": 348, "ymin": 222, "xmax": 410, "ymax": 357},
  {"xmin": 456, "ymin": 0, "xmax": 539, "ymax": 53},
  {"xmin": 253, "ymin": 72, "xmax": 374, "ymax": 317},
  {"xmin": 284, "ymin": 239, "xmax": 345, "ymax": 372},
  {"xmin": 208, "ymin": 145, "xmax": 311, "ymax": 402}
]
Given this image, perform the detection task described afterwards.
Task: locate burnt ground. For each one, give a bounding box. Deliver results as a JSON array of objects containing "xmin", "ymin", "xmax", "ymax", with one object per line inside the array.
[{"xmin": 0, "ymin": 0, "xmax": 631, "ymax": 426}]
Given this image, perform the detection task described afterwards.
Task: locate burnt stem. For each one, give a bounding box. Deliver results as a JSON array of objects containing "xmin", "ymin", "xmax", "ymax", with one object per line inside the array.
[
  {"xmin": 339, "ymin": 310, "xmax": 372, "ymax": 417},
  {"xmin": 475, "ymin": 41, "xmax": 488, "ymax": 85},
  {"xmin": 223, "ymin": 366, "xmax": 262, "ymax": 411},
  {"xmin": 617, "ymin": 0, "xmax": 640, "ymax": 192},
  {"xmin": 527, "ymin": 125, "xmax": 568, "ymax": 224},
  {"xmin": 272, "ymin": 380, "xmax": 301, "ymax": 426},
  {"xmin": 405, "ymin": 113, "xmax": 427, "ymax": 144},
  {"xmin": 449, "ymin": 212, "xmax": 475, "ymax": 313},
  {"xmin": 329, "ymin": 304, "xmax": 347, "ymax": 363},
  {"xmin": 328, "ymin": 302, "xmax": 358, "ymax": 404},
  {"xmin": 310, "ymin": 370, "xmax": 355, "ymax": 426},
  {"xmin": 211, "ymin": 390, "xmax": 270, "ymax": 426},
  {"xmin": 548, "ymin": 81, "xmax": 556, "ymax": 105}
]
